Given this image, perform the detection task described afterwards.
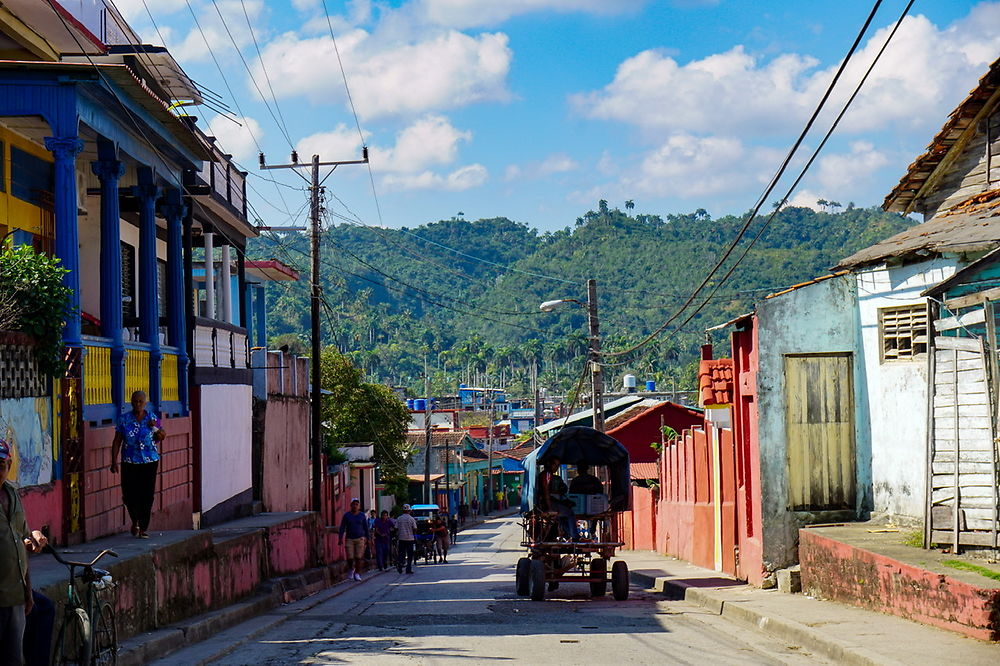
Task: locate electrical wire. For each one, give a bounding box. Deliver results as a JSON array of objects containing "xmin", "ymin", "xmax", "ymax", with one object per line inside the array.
[{"xmin": 602, "ymin": 0, "xmax": 888, "ymax": 359}]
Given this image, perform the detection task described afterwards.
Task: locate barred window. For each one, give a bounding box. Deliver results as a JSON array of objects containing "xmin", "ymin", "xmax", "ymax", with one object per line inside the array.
[{"xmin": 879, "ymin": 304, "xmax": 928, "ymax": 361}]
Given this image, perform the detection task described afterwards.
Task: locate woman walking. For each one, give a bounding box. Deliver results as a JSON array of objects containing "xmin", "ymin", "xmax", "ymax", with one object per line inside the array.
[{"xmin": 110, "ymin": 391, "xmax": 164, "ymax": 538}]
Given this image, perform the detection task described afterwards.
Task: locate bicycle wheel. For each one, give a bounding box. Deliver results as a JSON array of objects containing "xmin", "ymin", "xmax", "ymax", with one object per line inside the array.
[
  {"xmin": 93, "ymin": 601, "xmax": 118, "ymax": 666},
  {"xmin": 54, "ymin": 607, "xmax": 91, "ymax": 665}
]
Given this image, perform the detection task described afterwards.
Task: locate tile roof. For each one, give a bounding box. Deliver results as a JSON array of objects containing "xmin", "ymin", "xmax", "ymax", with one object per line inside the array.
[
  {"xmin": 630, "ymin": 462, "xmax": 659, "ymax": 481},
  {"xmin": 699, "ymin": 359, "xmax": 734, "ymax": 407},
  {"xmin": 884, "ymin": 57, "xmax": 1000, "ymax": 214},
  {"xmin": 497, "ymin": 444, "xmax": 535, "ymax": 461},
  {"xmin": 405, "ymin": 431, "xmax": 470, "ymax": 447}
]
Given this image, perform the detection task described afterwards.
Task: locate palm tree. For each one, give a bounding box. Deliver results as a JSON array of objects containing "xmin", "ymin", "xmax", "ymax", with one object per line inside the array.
[
  {"xmin": 598, "ymin": 199, "xmax": 609, "ymax": 214},
  {"xmin": 625, "ymin": 200, "xmax": 635, "ymax": 211}
]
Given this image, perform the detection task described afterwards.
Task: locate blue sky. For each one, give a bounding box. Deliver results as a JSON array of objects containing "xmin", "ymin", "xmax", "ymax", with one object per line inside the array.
[{"xmin": 114, "ymin": 0, "xmax": 999, "ymax": 230}]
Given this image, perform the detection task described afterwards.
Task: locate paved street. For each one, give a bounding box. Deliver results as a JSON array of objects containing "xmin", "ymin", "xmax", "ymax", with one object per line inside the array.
[{"xmin": 156, "ymin": 516, "xmax": 829, "ymax": 665}]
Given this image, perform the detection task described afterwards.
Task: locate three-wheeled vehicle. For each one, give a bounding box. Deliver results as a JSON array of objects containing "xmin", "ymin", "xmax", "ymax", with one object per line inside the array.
[
  {"xmin": 410, "ymin": 503, "xmax": 441, "ymax": 563},
  {"xmin": 516, "ymin": 426, "xmax": 631, "ymax": 601}
]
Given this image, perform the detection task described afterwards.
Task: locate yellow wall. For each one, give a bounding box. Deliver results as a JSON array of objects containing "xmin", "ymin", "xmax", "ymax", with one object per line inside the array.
[{"xmin": 0, "ymin": 124, "xmax": 54, "ymax": 240}]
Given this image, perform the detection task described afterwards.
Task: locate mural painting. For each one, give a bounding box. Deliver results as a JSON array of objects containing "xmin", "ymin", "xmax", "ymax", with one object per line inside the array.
[{"xmin": 0, "ymin": 396, "xmax": 54, "ymax": 487}]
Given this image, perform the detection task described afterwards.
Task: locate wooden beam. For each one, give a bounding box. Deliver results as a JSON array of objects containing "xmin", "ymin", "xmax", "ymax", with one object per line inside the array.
[
  {"xmin": 935, "ymin": 309, "xmax": 986, "ymax": 332},
  {"xmin": 944, "ymin": 287, "xmax": 1000, "ymax": 310},
  {"xmin": 935, "ymin": 336, "xmax": 982, "ymax": 352}
]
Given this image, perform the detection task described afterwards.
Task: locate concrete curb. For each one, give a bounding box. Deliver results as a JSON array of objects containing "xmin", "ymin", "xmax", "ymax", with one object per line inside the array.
[
  {"xmin": 630, "ymin": 570, "xmax": 887, "ymax": 666},
  {"xmin": 119, "ymin": 565, "xmax": 386, "ymax": 666}
]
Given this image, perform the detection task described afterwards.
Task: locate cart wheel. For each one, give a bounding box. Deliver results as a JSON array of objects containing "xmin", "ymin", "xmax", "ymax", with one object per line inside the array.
[
  {"xmin": 515, "ymin": 557, "xmax": 531, "ymax": 596},
  {"xmin": 612, "ymin": 560, "xmax": 630, "ymax": 601},
  {"xmin": 529, "ymin": 559, "xmax": 546, "ymax": 601},
  {"xmin": 590, "ymin": 558, "xmax": 607, "ymax": 597}
]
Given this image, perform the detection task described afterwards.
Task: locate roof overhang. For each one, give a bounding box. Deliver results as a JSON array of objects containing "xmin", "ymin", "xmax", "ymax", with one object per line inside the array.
[
  {"xmin": 2, "ymin": 0, "xmax": 105, "ymax": 57},
  {"xmin": 246, "ymin": 259, "xmax": 300, "ymax": 282},
  {"xmin": 884, "ymin": 57, "xmax": 1000, "ymax": 215}
]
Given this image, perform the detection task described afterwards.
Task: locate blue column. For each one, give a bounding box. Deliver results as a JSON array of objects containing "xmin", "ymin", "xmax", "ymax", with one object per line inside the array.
[
  {"xmin": 132, "ymin": 167, "xmax": 161, "ymax": 411},
  {"xmin": 92, "ymin": 151, "xmax": 126, "ymax": 411},
  {"xmin": 254, "ymin": 285, "xmax": 266, "ymax": 348},
  {"xmin": 159, "ymin": 189, "xmax": 189, "ymax": 413},
  {"xmin": 45, "ymin": 136, "xmax": 85, "ymax": 349}
]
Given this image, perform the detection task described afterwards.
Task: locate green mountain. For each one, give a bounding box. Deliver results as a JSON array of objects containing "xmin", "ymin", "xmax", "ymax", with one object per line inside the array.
[{"xmin": 249, "ymin": 204, "xmax": 913, "ymax": 397}]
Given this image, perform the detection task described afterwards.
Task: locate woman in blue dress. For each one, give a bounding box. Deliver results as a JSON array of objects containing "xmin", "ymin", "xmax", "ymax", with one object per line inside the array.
[{"xmin": 110, "ymin": 390, "xmax": 165, "ymax": 538}]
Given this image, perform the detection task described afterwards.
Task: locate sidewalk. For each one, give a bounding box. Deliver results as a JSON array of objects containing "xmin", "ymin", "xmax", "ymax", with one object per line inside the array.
[{"xmin": 622, "ymin": 550, "xmax": 1000, "ymax": 665}]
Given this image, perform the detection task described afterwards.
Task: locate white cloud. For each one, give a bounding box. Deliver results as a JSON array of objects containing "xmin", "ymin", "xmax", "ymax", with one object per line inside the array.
[
  {"xmin": 255, "ymin": 29, "xmax": 511, "ymax": 119},
  {"xmin": 786, "ymin": 189, "xmax": 824, "ymax": 211},
  {"xmin": 505, "ymin": 153, "xmax": 579, "ymax": 181},
  {"xmin": 291, "ymin": 0, "xmax": 320, "ymax": 11},
  {"xmin": 374, "ymin": 115, "xmax": 471, "ymax": 173},
  {"xmin": 574, "ymin": 10, "xmax": 1000, "ymax": 138},
  {"xmin": 170, "ymin": 0, "xmax": 264, "ymax": 63},
  {"xmin": 416, "ymin": 0, "xmax": 646, "ymax": 29},
  {"xmin": 383, "ymin": 164, "xmax": 488, "ymax": 191},
  {"xmin": 296, "ymin": 124, "xmax": 366, "ymax": 161},
  {"xmin": 816, "ymin": 141, "xmax": 888, "ymax": 191},
  {"xmin": 112, "ymin": 0, "xmax": 187, "ymax": 22},
  {"xmin": 206, "ymin": 114, "xmax": 263, "ymax": 162}
]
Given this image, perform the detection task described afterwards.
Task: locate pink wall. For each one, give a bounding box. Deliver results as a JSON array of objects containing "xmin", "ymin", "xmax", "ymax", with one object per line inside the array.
[
  {"xmin": 261, "ymin": 396, "xmax": 310, "ymax": 512},
  {"xmin": 19, "ymin": 481, "xmax": 63, "ymax": 543},
  {"xmin": 731, "ymin": 322, "xmax": 765, "ymax": 585}
]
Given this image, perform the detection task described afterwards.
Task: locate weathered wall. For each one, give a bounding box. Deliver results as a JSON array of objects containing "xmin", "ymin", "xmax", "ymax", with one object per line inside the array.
[
  {"xmin": 199, "ymin": 384, "xmax": 253, "ymax": 521},
  {"xmin": 855, "ymin": 259, "xmax": 956, "ymax": 521},
  {"xmin": 258, "ymin": 396, "xmax": 310, "ymax": 512},
  {"xmin": 755, "ymin": 275, "xmax": 865, "ymax": 571},
  {"xmin": 800, "ymin": 528, "xmax": 1000, "ymax": 641},
  {"xmin": 83, "ymin": 415, "xmax": 194, "ymax": 539},
  {"xmin": 617, "ymin": 485, "xmax": 656, "ymax": 551}
]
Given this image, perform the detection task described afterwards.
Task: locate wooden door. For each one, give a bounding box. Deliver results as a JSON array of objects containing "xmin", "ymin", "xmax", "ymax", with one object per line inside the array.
[{"xmin": 784, "ymin": 354, "xmax": 856, "ymax": 511}]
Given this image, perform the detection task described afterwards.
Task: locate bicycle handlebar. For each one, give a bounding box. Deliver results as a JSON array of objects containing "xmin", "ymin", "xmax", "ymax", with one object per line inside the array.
[{"xmin": 43, "ymin": 545, "xmax": 118, "ymax": 569}]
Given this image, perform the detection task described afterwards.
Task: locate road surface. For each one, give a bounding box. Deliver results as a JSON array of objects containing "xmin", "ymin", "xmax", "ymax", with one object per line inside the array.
[{"xmin": 155, "ymin": 516, "xmax": 828, "ymax": 665}]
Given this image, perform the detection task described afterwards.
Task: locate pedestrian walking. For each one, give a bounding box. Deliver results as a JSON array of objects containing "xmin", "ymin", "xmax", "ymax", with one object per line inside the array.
[
  {"xmin": 394, "ymin": 504, "xmax": 418, "ymax": 574},
  {"xmin": 458, "ymin": 503, "xmax": 468, "ymax": 525},
  {"xmin": 431, "ymin": 512, "xmax": 449, "ymax": 563},
  {"xmin": 372, "ymin": 510, "xmax": 395, "ymax": 571},
  {"xmin": 448, "ymin": 513, "xmax": 458, "ymax": 544},
  {"xmin": 1, "ymin": 438, "xmax": 47, "ymax": 666},
  {"xmin": 338, "ymin": 499, "xmax": 370, "ymax": 581},
  {"xmin": 110, "ymin": 390, "xmax": 164, "ymax": 538},
  {"xmin": 471, "ymin": 497, "xmax": 479, "ymax": 518}
]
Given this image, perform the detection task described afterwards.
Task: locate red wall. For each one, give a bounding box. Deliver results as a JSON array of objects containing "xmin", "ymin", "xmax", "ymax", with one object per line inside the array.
[
  {"xmin": 19, "ymin": 481, "xmax": 63, "ymax": 543},
  {"xmin": 607, "ymin": 403, "xmax": 703, "ymax": 463},
  {"xmin": 261, "ymin": 396, "xmax": 310, "ymax": 512},
  {"xmin": 83, "ymin": 415, "xmax": 194, "ymax": 540},
  {"xmin": 731, "ymin": 322, "xmax": 765, "ymax": 585},
  {"xmin": 616, "ymin": 486, "xmax": 656, "ymax": 551}
]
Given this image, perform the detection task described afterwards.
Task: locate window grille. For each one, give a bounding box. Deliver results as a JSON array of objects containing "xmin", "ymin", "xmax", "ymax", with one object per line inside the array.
[{"xmin": 879, "ymin": 304, "xmax": 928, "ymax": 361}]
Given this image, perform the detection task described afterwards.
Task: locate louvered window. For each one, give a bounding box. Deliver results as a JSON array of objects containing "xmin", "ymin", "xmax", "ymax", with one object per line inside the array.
[{"xmin": 879, "ymin": 304, "xmax": 928, "ymax": 361}]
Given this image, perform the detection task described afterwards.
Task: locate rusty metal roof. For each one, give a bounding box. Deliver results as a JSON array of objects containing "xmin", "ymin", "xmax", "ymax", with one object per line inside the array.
[
  {"xmin": 838, "ymin": 189, "xmax": 1000, "ymax": 269},
  {"xmin": 884, "ymin": 57, "xmax": 1000, "ymax": 214},
  {"xmin": 764, "ymin": 271, "xmax": 850, "ymax": 299}
]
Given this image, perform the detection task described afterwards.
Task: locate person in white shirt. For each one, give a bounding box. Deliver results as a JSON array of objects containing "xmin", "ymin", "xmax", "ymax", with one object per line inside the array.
[{"xmin": 394, "ymin": 505, "xmax": 418, "ymax": 574}]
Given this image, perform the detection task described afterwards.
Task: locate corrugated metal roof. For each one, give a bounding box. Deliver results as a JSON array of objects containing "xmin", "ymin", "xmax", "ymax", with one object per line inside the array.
[
  {"xmin": 837, "ymin": 191, "xmax": 1000, "ymax": 269},
  {"xmin": 884, "ymin": 57, "xmax": 1000, "ymax": 214},
  {"xmin": 535, "ymin": 395, "xmax": 645, "ymax": 434},
  {"xmin": 765, "ymin": 272, "xmax": 850, "ymax": 299}
]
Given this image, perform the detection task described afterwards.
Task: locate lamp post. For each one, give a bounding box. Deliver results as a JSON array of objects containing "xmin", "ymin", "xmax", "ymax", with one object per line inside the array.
[{"xmin": 540, "ymin": 278, "xmax": 604, "ymax": 432}]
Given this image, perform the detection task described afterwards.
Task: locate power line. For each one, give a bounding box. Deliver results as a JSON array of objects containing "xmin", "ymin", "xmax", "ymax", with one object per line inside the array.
[{"xmin": 603, "ymin": 0, "xmax": 887, "ymax": 359}]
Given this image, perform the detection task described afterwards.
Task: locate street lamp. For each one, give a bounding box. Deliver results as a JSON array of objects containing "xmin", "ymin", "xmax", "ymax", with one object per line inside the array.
[{"xmin": 539, "ymin": 278, "xmax": 604, "ymax": 432}]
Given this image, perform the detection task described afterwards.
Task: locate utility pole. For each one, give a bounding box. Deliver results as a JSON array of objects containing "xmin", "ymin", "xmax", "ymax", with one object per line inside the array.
[
  {"xmin": 532, "ymin": 360, "xmax": 542, "ymax": 447},
  {"xmin": 486, "ymin": 401, "xmax": 495, "ymax": 514},
  {"xmin": 587, "ymin": 278, "xmax": 605, "ymax": 432},
  {"xmin": 260, "ymin": 149, "xmax": 368, "ymax": 514},
  {"xmin": 444, "ymin": 437, "xmax": 451, "ymax": 510},
  {"xmin": 424, "ymin": 372, "xmax": 432, "ymax": 504}
]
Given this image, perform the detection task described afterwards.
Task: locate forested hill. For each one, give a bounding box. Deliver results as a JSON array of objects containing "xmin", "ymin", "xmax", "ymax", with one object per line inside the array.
[{"xmin": 249, "ymin": 204, "xmax": 913, "ymax": 396}]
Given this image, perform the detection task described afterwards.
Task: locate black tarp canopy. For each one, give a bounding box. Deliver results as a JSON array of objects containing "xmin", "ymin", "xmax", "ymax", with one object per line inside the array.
[{"xmin": 521, "ymin": 426, "xmax": 631, "ymax": 512}]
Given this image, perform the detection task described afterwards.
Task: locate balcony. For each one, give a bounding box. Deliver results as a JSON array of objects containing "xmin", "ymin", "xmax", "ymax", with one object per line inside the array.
[
  {"xmin": 191, "ymin": 317, "xmax": 251, "ymax": 386},
  {"xmin": 82, "ymin": 336, "xmax": 184, "ymax": 423}
]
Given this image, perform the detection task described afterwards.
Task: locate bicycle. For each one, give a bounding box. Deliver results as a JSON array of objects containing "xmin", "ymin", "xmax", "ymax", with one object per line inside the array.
[{"xmin": 46, "ymin": 545, "xmax": 119, "ymax": 665}]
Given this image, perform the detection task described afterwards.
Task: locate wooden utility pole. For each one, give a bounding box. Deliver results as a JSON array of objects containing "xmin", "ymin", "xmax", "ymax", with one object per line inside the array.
[
  {"xmin": 424, "ymin": 371, "xmax": 432, "ymax": 504},
  {"xmin": 587, "ymin": 279, "xmax": 605, "ymax": 432},
  {"xmin": 487, "ymin": 402, "xmax": 495, "ymax": 514},
  {"xmin": 260, "ymin": 149, "xmax": 368, "ymax": 513}
]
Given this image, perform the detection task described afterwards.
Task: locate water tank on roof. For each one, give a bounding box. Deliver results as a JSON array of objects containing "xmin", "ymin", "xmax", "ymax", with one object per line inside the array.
[
  {"xmin": 459, "ymin": 383, "xmax": 467, "ymax": 389},
  {"xmin": 646, "ymin": 380, "xmax": 656, "ymax": 392},
  {"xmin": 623, "ymin": 374, "xmax": 637, "ymax": 393},
  {"xmin": 406, "ymin": 399, "xmax": 415, "ymax": 410},
  {"xmin": 415, "ymin": 398, "xmax": 427, "ymax": 411}
]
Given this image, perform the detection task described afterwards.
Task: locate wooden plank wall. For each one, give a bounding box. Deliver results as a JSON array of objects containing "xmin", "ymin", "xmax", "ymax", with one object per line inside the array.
[
  {"xmin": 922, "ymin": 109, "xmax": 1000, "ymax": 218},
  {"xmin": 929, "ymin": 337, "xmax": 1000, "ymax": 548}
]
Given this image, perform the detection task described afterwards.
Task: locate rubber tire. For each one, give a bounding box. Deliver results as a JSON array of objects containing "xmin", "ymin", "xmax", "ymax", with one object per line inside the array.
[
  {"xmin": 93, "ymin": 602, "xmax": 118, "ymax": 666},
  {"xmin": 54, "ymin": 607, "xmax": 91, "ymax": 666},
  {"xmin": 529, "ymin": 559, "xmax": 546, "ymax": 601},
  {"xmin": 590, "ymin": 558, "xmax": 607, "ymax": 597},
  {"xmin": 612, "ymin": 560, "xmax": 630, "ymax": 601},
  {"xmin": 515, "ymin": 557, "xmax": 531, "ymax": 596}
]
